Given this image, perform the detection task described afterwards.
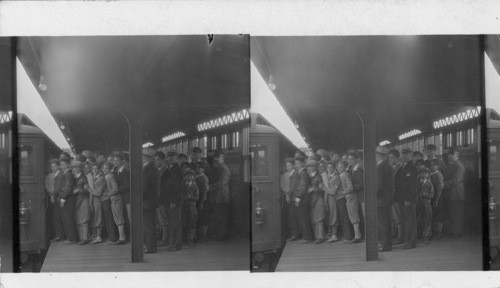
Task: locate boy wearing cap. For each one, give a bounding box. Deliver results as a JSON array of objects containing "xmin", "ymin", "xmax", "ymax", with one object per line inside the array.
[
  {"xmin": 417, "ymin": 167, "xmax": 434, "ymax": 244},
  {"xmin": 429, "ymin": 159, "xmax": 444, "ymax": 239},
  {"xmin": 182, "ymin": 169, "xmax": 199, "ymax": 247},
  {"xmin": 59, "ymin": 158, "xmax": 78, "ymax": 244},
  {"xmin": 72, "ymin": 161, "xmax": 91, "ymax": 245},
  {"xmin": 394, "ymin": 148, "xmax": 419, "ymax": 249},
  {"xmin": 337, "ymin": 161, "xmax": 362, "ymax": 243},
  {"xmin": 113, "ymin": 153, "xmax": 131, "ymax": 239}
]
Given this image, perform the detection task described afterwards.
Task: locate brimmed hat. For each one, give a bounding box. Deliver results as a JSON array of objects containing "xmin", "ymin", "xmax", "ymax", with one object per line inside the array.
[
  {"xmin": 418, "ymin": 167, "xmax": 430, "ymax": 174},
  {"xmin": 71, "ymin": 161, "xmax": 84, "ymax": 168},
  {"xmin": 306, "ymin": 159, "xmax": 318, "ymax": 167},
  {"xmin": 142, "ymin": 147, "xmax": 156, "ymax": 157},
  {"xmin": 167, "ymin": 150, "xmax": 178, "ymax": 156},
  {"xmin": 401, "ymin": 148, "xmax": 412, "ymax": 154},
  {"xmin": 375, "ymin": 146, "xmax": 389, "ymax": 156}
]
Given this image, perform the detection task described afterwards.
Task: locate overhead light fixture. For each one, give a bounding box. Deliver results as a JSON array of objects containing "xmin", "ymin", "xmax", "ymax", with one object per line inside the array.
[
  {"xmin": 38, "ymin": 74, "xmax": 47, "ymax": 91},
  {"xmin": 267, "ymin": 74, "xmax": 276, "ymax": 91},
  {"xmin": 207, "ymin": 34, "xmax": 214, "ymax": 45},
  {"xmin": 60, "ymin": 122, "xmax": 65, "ymax": 130},
  {"xmin": 294, "ymin": 121, "xmax": 299, "ymax": 129}
]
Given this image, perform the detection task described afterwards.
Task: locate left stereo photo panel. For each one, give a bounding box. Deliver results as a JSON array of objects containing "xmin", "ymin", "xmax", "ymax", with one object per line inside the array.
[{"xmin": 14, "ymin": 35, "xmax": 250, "ymax": 272}]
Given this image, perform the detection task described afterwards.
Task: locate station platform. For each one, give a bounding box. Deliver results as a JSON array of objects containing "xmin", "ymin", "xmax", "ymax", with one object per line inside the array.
[
  {"xmin": 41, "ymin": 238, "xmax": 249, "ymax": 272},
  {"xmin": 276, "ymin": 235, "xmax": 482, "ymax": 271}
]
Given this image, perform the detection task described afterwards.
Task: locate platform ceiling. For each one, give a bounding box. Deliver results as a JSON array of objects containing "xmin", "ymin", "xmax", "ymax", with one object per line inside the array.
[
  {"xmin": 251, "ymin": 35, "xmax": 483, "ymax": 151},
  {"xmin": 17, "ymin": 35, "xmax": 250, "ymax": 152}
]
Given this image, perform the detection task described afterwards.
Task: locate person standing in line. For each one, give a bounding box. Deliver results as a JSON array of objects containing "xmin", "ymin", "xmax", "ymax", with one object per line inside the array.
[
  {"xmin": 282, "ymin": 158, "xmax": 300, "ymax": 241},
  {"xmin": 91, "ymin": 163, "xmax": 107, "ymax": 244},
  {"xmin": 85, "ymin": 161, "xmax": 103, "ymax": 244},
  {"xmin": 394, "ymin": 148, "xmax": 419, "ymax": 249},
  {"xmin": 417, "ymin": 167, "xmax": 434, "ymax": 245},
  {"xmin": 375, "ymin": 146, "xmax": 394, "ymax": 252},
  {"xmin": 182, "ymin": 169, "xmax": 199, "ymax": 247},
  {"xmin": 190, "ymin": 147, "xmax": 211, "ymax": 178},
  {"xmin": 307, "ymin": 160, "xmax": 326, "ymax": 244},
  {"xmin": 113, "ymin": 153, "xmax": 130, "ymax": 240},
  {"xmin": 429, "ymin": 159, "xmax": 444, "ymax": 239},
  {"xmin": 209, "ymin": 151, "xmax": 232, "ymax": 240},
  {"xmin": 293, "ymin": 156, "xmax": 314, "ymax": 244},
  {"xmin": 72, "ymin": 161, "xmax": 91, "ymax": 245},
  {"xmin": 194, "ymin": 162, "xmax": 210, "ymax": 242},
  {"xmin": 159, "ymin": 151, "xmax": 184, "ymax": 252},
  {"xmin": 412, "ymin": 151, "xmax": 423, "ymax": 165},
  {"xmin": 96, "ymin": 163, "xmax": 117, "ymax": 243},
  {"xmin": 389, "ymin": 149, "xmax": 404, "ymax": 243},
  {"xmin": 142, "ymin": 148, "xmax": 159, "ymax": 254},
  {"xmin": 325, "ymin": 162, "xmax": 340, "ymax": 242},
  {"xmin": 348, "ymin": 152, "xmax": 364, "ymax": 236},
  {"xmin": 423, "ymin": 144, "xmax": 446, "ymax": 172},
  {"xmin": 103, "ymin": 162, "xmax": 126, "ymax": 245},
  {"xmin": 318, "ymin": 161, "xmax": 333, "ymax": 240},
  {"xmin": 337, "ymin": 161, "xmax": 362, "ymax": 243},
  {"xmin": 48, "ymin": 159, "xmax": 64, "ymax": 243},
  {"xmin": 438, "ymin": 147, "xmax": 465, "ymax": 239},
  {"xmin": 154, "ymin": 151, "xmax": 169, "ymax": 247},
  {"xmin": 59, "ymin": 158, "xmax": 78, "ymax": 244}
]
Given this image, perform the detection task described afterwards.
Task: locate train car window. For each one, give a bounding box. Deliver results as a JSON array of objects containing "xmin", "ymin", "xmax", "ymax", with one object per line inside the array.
[
  {"xmin": 20, "ymin": 144, "xmax": 35, "ymax": 177},
  {"xmin": 250, "ymin": 144, "xmax": 269, "ymax": 177},
  {"xmin": 426, "ymin": 135, "xmax": 434, "ymax": 145},
  {"xmin": 418, "ymin": 137, "xmax": 424, "ymax": 151},
  {"xmin": 191, "ymin": 138, "xmax": 199, "ymax": 150},
  {"xmin": 489, "ymin": 140, "xmax": 500, "ymax": 171},
  {"xmin": 221, "ymin": 134, "xmax": 228, "ymax": 149},
  {"xmin": 456, "ymin": 131, "xmax": 463, "ymax": 146}
]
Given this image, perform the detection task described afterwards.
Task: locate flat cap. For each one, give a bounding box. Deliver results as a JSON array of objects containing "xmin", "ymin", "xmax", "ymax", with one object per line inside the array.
[{"xmin": 376, "ymin": 146, "xmax": 390, "ymax": 155}]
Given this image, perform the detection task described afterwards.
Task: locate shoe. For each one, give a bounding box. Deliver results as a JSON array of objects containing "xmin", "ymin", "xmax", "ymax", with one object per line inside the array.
[
  {"xmin": 109, "ymin": 239, "xmax": 126, "ymax": 245},
  {"xmin": 50, "ymin": 237, "xmax": 63, "ymax": 243},
  {"xmin": 157, "ymin": 239, "xmax": 169, "ymax": 247},
  {"xmin": 403, "ymin": 243, "xmax": 416, "ymax": 249},
  {"xmin": 340, "ymin": 239, "xmax": 352, "ymax": 244},
  {"xmin": 298, "ymin": 239, "xmax": 311, "ymax": 244},
  {"xmin": 63, "ymin": 240, "xmax": 76, "ymax": 245},
  {"xmin": 144, "ymin": 248, "xmax": 157, "ymax": 254},
  {"xmin": 379, "ymin": 247, "xmax": 392, "ymax": 252},
  {"xmin": 168, "ymin": 246, "xmax": 181, "ymax": 252},
  {"xmin": 326, "ymin": 235, "xmax": 338, "ymax": 243},
  {"xmin": 423, "ymin": 237, "xmax": 430, "ymax": 245},
  {"xmin": 346, "ymin": 238, "xmax": 362, "ymax": 244},
  {"xmin": 77, "ymin": 239, "xmax": 91, "ymax": 245},
  {"xmin": 312, "ymin": 238, "xmax": 325, "ymax": 244},
  {"xmin": 90, "ymin": 236, "xmax": 103, "ymax": 244},
  {"xmin": 286, "ymin": 236, "xmax": 299, "ymax": 242}
]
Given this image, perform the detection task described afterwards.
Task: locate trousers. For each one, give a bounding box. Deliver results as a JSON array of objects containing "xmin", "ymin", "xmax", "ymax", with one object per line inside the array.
[
  {"xmin": 336, "ymin": 197, "xmax": 352, "ymax": 240},
  {"xmin": 287, "ymin": 201, "xmax": 300, "ymax": 238},
  {"xmin": 168, "ymin": 205, "xmax": 182, "ymax": 249},
  {"xmin": 143, "ymin": 208, "xmax": 157, "ymax": 251},
  {"xmin": 377, "ymin": 206, "xmax": 392, "ymax": 249},
  {"xmin": 61, "ymin": 195, "xmax": 78, "ymax": 242},
  {"xmin": 297, "ymin": 194, "xmax": 314, "ymax": 241},
  {"xmin": 401, "ymin": 202, "xmax": 417, "ymax": 247},
  {"xmin": 101, "ymin": 199, "xmax": 118, "ymax": 242}
]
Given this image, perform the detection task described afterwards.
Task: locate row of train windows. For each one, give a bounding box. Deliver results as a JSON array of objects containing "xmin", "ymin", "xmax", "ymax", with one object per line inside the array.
[
  {"xmin": 394, "ymin": 129, "xmax": 475, "ymax": 155},
  {"xmin": 161, "ymin": 131, "xmax": 240, "ymax": 156}
]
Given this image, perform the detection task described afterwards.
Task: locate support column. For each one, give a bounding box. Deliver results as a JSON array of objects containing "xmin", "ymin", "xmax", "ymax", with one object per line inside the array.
[
  {"xmin": 129, "ymin": 117, "xmax": 144, "ymax": 263},
  {"xmin": 362, "ymin": 110, "xmax": 378, "ymax": 261}
]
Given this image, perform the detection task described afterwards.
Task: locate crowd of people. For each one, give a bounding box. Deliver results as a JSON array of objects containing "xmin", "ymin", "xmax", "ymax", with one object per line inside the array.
[
  {"xmin": 44, "ymin": 147, "xmax": 232, "ymax": 254},
  {"xmin": 281, "ymin": 144, "xmax": 466, "ymax": 252}
]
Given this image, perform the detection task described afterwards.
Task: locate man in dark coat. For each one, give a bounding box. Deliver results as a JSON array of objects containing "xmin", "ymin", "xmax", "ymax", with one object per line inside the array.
[
  {"xmin": 154, "ymin": 151, "xmax": 169, "ymax": 246},
  {"xmin": 394, "ymin": 148, "xmax": 418, "ymax": 249},
  {"xmin": 292, "ymin": 156, "xmax": 314, "ymax": 243},
  {"xmin": 113, "ymin": 152, "xmax": 131, "ymax": 239},
  {"xmin": 189, "ymin": 147, "xmax": 211, "ymax": 178},
  {"xmin": 437, "ymin": 147, "xmax": 465, "ymax": 238},
  {"xmin": 376, "ymin": 146, "xmax": 394, "ymax": 252},
  {"xmin": 142, "ymin": 148, "xmax": 159, "ymax": 253},
  {"xmin": 58, "ymin": 158, "xmax": 78, "ymax": 244},
  {"xmin": 284, "ymin": 158, "xmax": 300, "ymax": 241},
  {"xmin": 209, "ymin": 150, "xmax": 232, "ymax": 240},
  {"xmin": 159, "ymin": 150, "xmax": 184, "ymax": 252},
  {"xmin": 423, "ymin": 144, "xmax": 446, "ymax": 172},
  {"xmin": 49, "ymin": 159, "xmax": 65, "ymax": 242}
]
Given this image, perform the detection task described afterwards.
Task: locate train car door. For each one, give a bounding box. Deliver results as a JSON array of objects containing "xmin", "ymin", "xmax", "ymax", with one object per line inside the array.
[
  {"xmin": 489, "ymin": 124, "xmax": 500, "ymax": 250},
  {"xmin": 19, "ymin": 127, "xmax": 47, "ymax": 253},
  {"xmin": 251, "ymin": 128, "xmax": 281, "ymax": 253}
]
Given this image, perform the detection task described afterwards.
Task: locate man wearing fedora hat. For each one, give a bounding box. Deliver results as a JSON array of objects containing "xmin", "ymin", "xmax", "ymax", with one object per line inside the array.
[
  {"xmin": 72, "ymin": 160, "xmax": 91, "ymax": 245},
  {"xmin": 394, "ymin": 148, "xmax": 419, "ymax": 249},
  {"xmin": 376, "ymin": 146, "xmax": 394, "ymax": 252},
  {"xmin": 306, "ymin": 159, "xmax": 326, "ymax": 244},
  {"xmin": 142, "ymin": 148, "xmax": 159, "ymax": 253},
  {"xmin": 58, "ymin": 158, "xmax": 78, "ymax": 244},
  {"xmin": 159, "ymin": 150, "xmax": 183, "ymax": 252},
  {"xmin": 293, "ymin": 156, "xmax": 314, "ymax": 244}
]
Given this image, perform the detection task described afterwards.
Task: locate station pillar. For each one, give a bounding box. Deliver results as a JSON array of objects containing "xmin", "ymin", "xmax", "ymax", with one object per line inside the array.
[{"xmin": 362, "ymin": 110, "xmax": 378, "ymax": 261}]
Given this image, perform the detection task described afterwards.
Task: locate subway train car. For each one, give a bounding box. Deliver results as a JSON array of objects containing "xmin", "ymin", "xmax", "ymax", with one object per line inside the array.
[
  {"xmin": 487, "ymin": 109, "xmax": 500, "ymax": 262},
  {"xmin": 250, "ymin": 113, "xmax": 297, "ymax": 271},
  {"xmin": 17, "ymin": 114, "xmax": 62, "ymax": 271}
]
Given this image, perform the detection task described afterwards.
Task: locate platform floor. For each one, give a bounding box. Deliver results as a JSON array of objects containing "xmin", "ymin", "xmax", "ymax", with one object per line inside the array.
[
  {"xmin": 276, "ymin": 235, "xmax": 483, "ymax": 271},
  {"xmin": 41, "ymin": 238, "xmax": 249, "ymax": 272}
]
